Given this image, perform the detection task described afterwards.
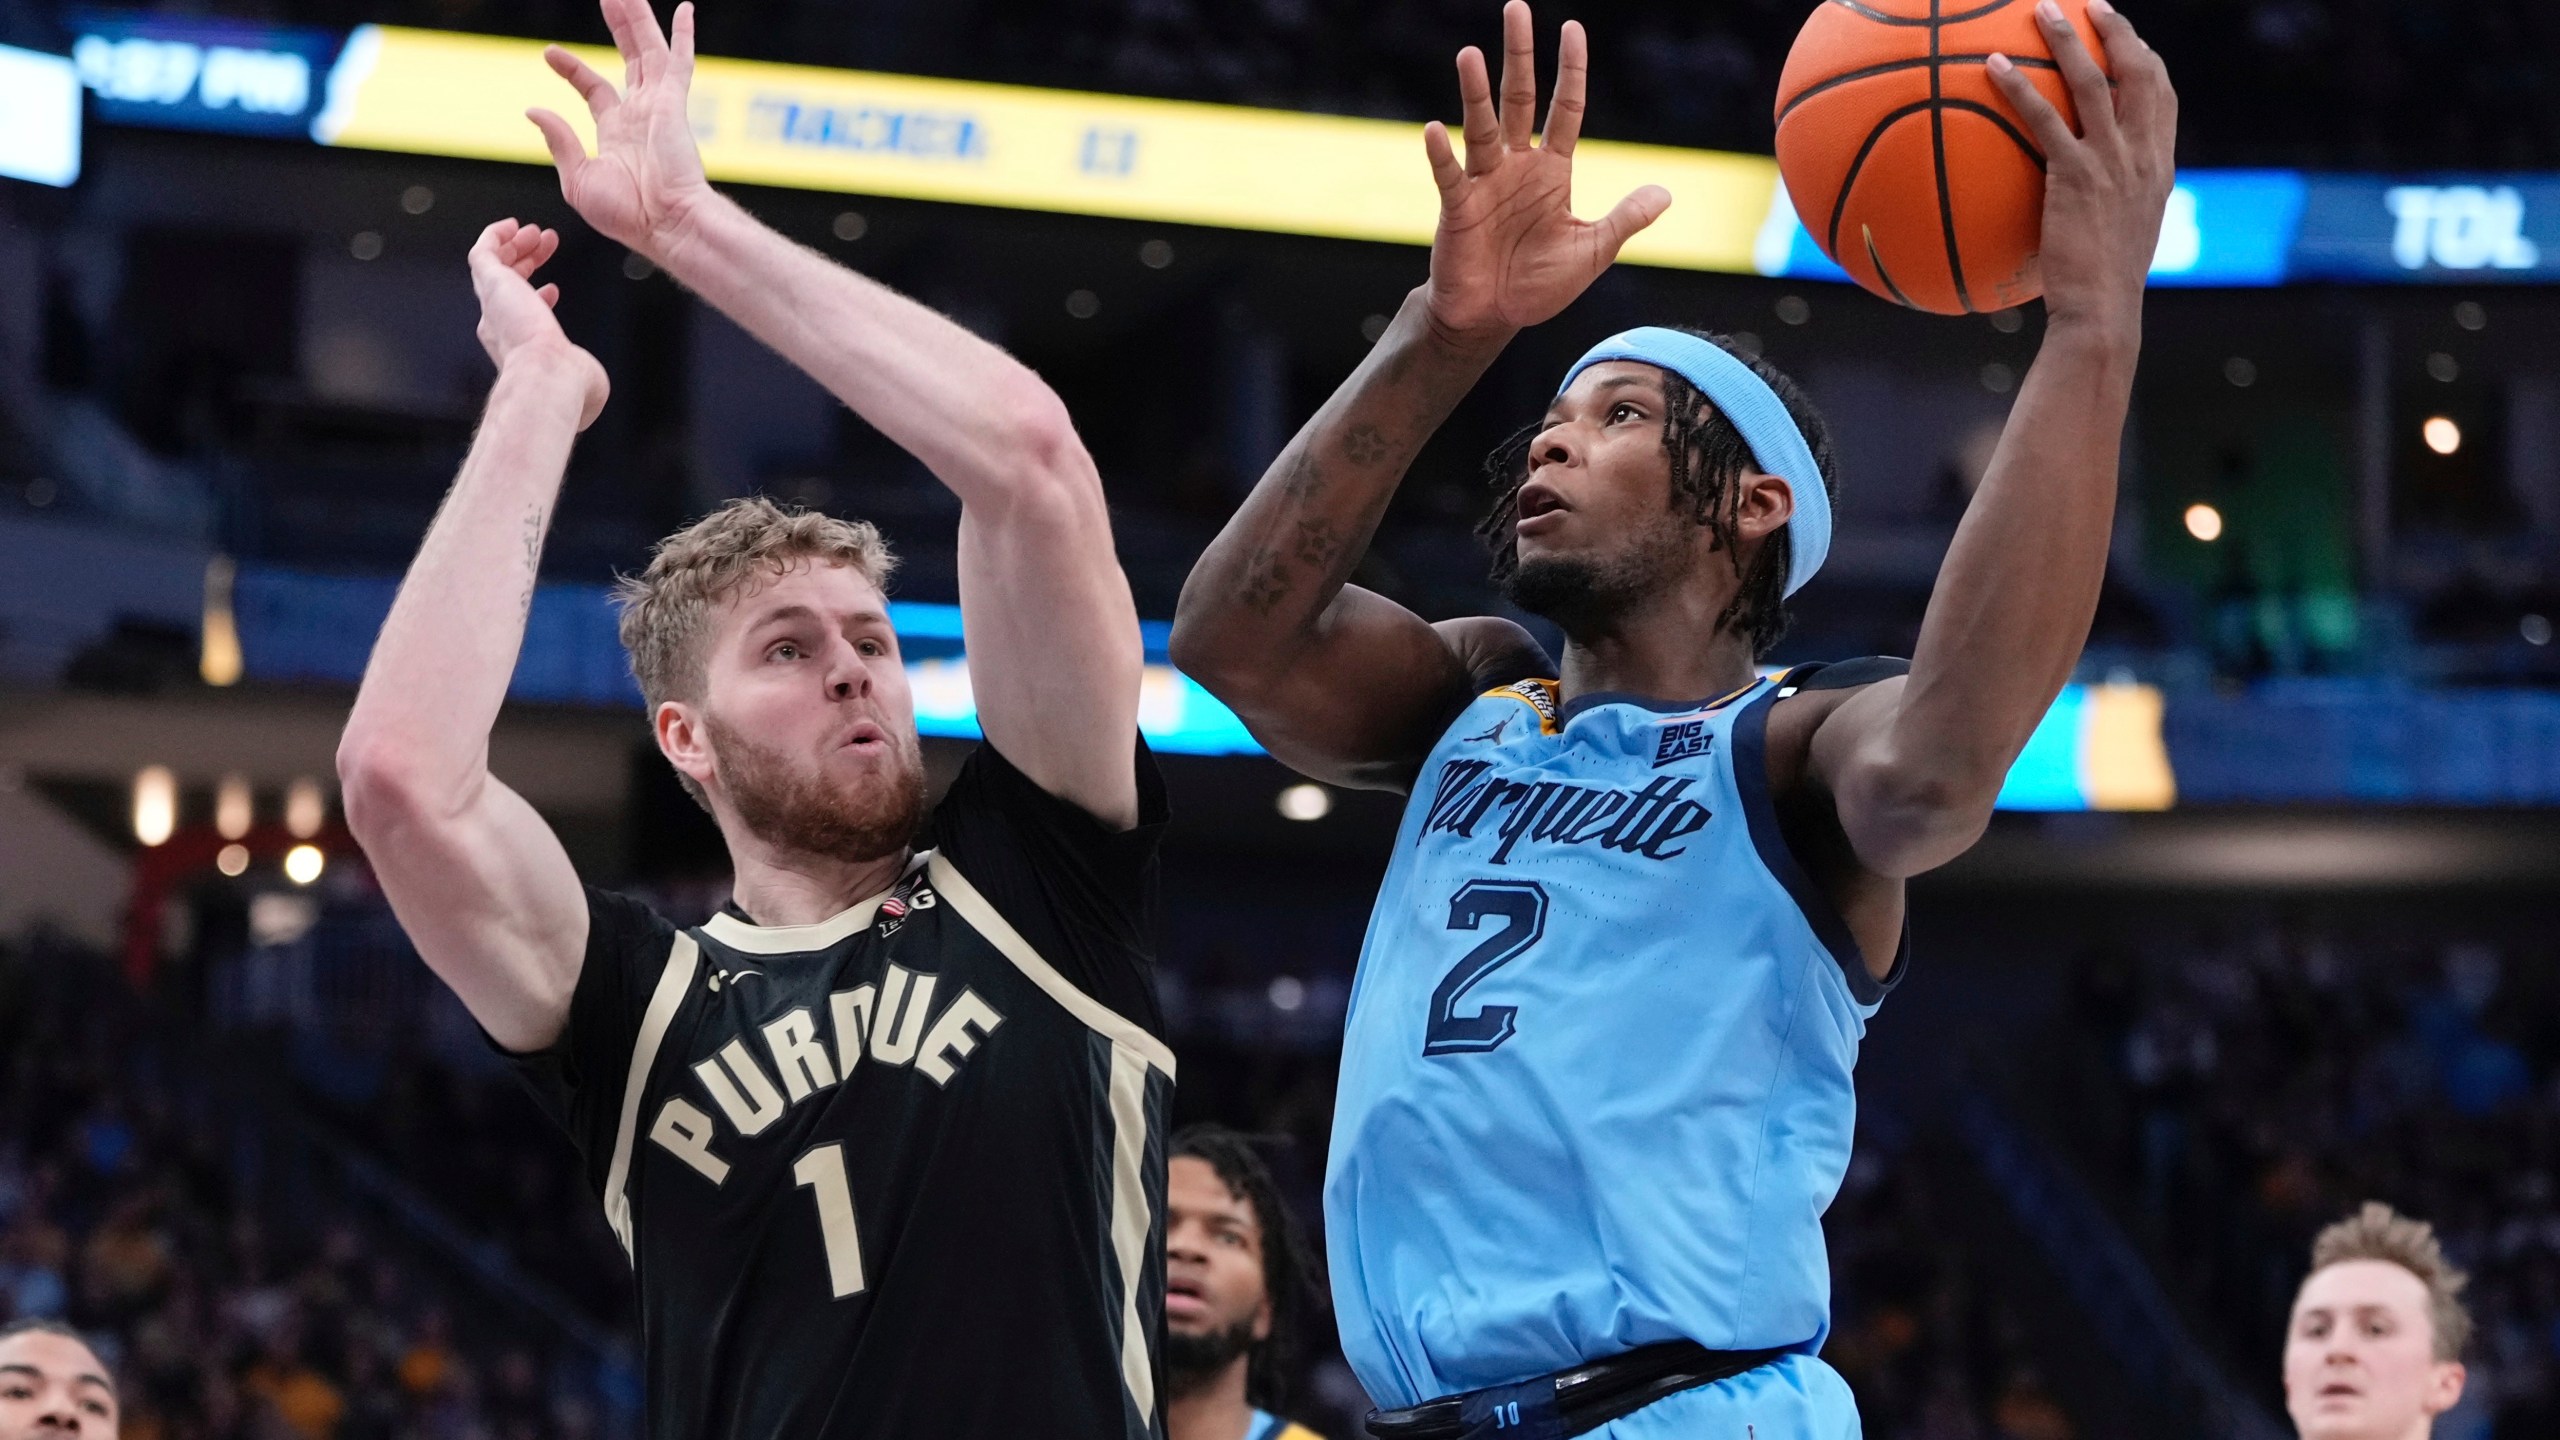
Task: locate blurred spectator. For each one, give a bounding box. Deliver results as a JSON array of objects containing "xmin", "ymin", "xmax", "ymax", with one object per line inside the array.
[
  {"xmin": 0, "ymin": 1317, "xmax": 120, "ymax": 1439},
  {"xmin": 2281, "ymin": 1202, "xmax": 2470, "ymax": 1440},
  {"xmin": 241, "ymin": 1322, "xmax": 343, "ymax": 1440},
  {"xmin": 1165, "ymin": 1126, "xmax": 1327, "ymax": 1440}
]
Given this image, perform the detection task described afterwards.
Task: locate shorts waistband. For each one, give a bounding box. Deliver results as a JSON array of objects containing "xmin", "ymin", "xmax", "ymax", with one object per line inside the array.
[{"xmin": 1361, "ymin": 1341, "xmax": 1789, "ymax": 1440}]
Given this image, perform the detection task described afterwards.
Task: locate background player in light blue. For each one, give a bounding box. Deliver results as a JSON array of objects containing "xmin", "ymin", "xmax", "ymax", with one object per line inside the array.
[{"xmin": 1173, "ymin": 2, "xmax": 2178, "ymax": 1435}]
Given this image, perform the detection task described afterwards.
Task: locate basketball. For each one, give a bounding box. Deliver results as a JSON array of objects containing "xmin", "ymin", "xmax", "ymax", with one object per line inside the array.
[{"xmin": 1775, "ymin": 0, "xmax": 2114, "ymax": 315}]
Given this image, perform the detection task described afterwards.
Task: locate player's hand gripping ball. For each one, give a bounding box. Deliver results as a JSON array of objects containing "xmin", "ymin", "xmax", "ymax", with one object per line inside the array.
[{"xmin": 1776, "ymin": 0, "xmax": 2113, "ymax": 315}]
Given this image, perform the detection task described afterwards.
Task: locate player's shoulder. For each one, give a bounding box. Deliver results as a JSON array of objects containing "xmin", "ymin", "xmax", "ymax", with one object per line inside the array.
[
  {"xmin": 1419, "ymin": 615, "xmax": 1559, "ymax": 739},
  {"xmin": 1772, "ymin": 655, "xmax": 1911, "ymax": 696},
  {"xmin": 1431, "ymin": 615, "xmax": 1555, "ymax": 694},
  {"xmin": 1759, "ymin": 656, "xmax": 1913, "ymax": 773},
  {"xmin": 933, "ymin": 734, "xmax": 1164, "ymax": 827},
  {"xmin": 582, "ymin": 883, "xmax": 680, "ymax": 958}
]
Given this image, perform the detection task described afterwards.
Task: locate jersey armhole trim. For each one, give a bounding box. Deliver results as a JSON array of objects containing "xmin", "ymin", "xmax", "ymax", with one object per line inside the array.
[
  {"xmin": 924, "ymin": 852, "xmax": 1177, "ymax": 1078},
  {"xmin": 1733, "ymin": 686, "xmax": 1909, "ymax": 1008},
  {"xmin": 600, "ymin": 932, "xmax": 701, "ymax": 1258}
]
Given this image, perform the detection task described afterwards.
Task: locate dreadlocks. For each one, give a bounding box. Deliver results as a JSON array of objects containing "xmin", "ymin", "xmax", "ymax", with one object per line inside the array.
[
  {"xmin": 1170, "ymin": 1125, "xmax": 1320, "ymax": 1413},
  {"xmin": 1477, "ymin": 328, "xmax": 1839, "ymax": 659}
]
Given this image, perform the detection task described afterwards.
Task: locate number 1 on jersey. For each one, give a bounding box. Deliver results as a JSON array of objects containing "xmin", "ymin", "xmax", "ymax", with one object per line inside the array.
[
  {"xmin": 1423, "ymin": 880, "xmax": 1548, "ymax": 1056},
  {"xmin": 792, "ymin": 1143, "xmax": 867, "ymax": 1298}
]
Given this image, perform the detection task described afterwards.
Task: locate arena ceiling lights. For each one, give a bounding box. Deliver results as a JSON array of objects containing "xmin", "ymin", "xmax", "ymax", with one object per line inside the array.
[{"xmin": 65, "ymin": 12, "xmax": 2560, "ymax": 289}]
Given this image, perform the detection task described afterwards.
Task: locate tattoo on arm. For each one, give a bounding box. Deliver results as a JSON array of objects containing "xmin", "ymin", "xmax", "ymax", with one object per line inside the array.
[
  {"xmin": 1341, "ymin": 423, "xmax": 1390, "ymax": 465},
  {"xmin": 1293, "ymin": 517, "xmax": 1346, "ymax": 573},
  {"xmin": 1280, "ymin": 450, "xmax": 1326, "ymax": 502},
  {"xmin": 519, "ymin": 505, "xmax": 549, "ymax": 614},
  {"xmin": 1210, "ymin": 321, "xmax": 1468, "ymax": 626},
  {"xmin": 1240, "ymin": 547, "xmax": 1292, "ymax": 615}
]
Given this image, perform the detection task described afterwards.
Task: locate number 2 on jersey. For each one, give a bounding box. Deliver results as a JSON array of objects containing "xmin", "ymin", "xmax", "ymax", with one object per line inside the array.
[
  {"xmin": 793, "ymin": 1143, "xmax": 867, "ymax": 1298},
  {"xmin": 1423, "ymin": 880, "xmax": 1548, "ymax": 1056}
]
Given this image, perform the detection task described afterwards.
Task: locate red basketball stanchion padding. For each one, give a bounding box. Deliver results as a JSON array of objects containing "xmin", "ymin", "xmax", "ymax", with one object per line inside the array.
[{"xmin": 1775, "ymin": 0, "xmax": 2113, "ymax": 315}]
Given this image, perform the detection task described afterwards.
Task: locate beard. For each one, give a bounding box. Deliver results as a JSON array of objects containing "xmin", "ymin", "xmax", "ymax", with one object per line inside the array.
[
  {"xmin": 705, "ymin": 711, "xmax": 928, "ymax": 865},
  {"xmin": 1164, "ymin": 1315, "xmax": 1259, "ymax": 1400},
  {"xmin": 1502, "ymin": 512, "xmax": 1696, "ymax": 637}
]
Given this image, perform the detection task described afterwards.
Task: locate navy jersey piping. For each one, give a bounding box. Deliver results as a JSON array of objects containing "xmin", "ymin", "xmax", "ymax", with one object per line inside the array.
[
  {"xmin": 1557, "ymin": 677, "xmax": 1768, "ymax": 723},
  {"xmin": 1732, "ymin": 676, "xmax": 1909, "ymax": 1007}
]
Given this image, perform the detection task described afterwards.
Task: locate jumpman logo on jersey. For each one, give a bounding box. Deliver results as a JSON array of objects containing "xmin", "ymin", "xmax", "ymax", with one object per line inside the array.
[{"xmin": 1464, "ymin": 715, "xmax": 1513, "ymax": 746}]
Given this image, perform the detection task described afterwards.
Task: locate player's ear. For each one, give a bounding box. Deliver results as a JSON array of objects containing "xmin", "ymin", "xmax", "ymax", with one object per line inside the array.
[
  {"xmin": 1252, "ymin": 1294, "xmax": 1273, "ymax": 1343},
  {"xmin": 657, "ymin": 700, "xmax": 717, "ymax": 795},
  {"xmin": 1734, "ymin": 470, "xmax": 1798, "ymax": 543},
  {"xmin": 2426, "ymin": 1360, "xmax": 2467, "ymax": 1416}
]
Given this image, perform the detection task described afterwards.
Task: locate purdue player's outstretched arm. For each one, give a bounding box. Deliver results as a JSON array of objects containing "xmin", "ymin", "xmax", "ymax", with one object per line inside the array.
[
  {"xmin": 1788, "ymin": 1, "xmax": 2177, "ymax": 878},
  {"xmin": 1171, "ymin": 2, "xmax": 1668, "ymax": 793},
  {"xmin": 337, "ymin": 221, "xmax": 611, "ymax": 1054},
  {"xmin": 531, "ymin": 0, "xmax": 1142, "ymax": 827}
]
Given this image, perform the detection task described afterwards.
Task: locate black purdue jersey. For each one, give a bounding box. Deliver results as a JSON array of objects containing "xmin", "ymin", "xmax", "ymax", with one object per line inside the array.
[{"xmin": 507, "ymin": 743, "xmax": 1173, "ymax": 1439}]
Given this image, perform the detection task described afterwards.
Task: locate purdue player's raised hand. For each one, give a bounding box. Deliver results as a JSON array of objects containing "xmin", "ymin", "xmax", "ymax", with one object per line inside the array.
[
  {"xmin": 529, "ymin": 0, "xmax": 713, "ymax": 265},
  {"xmin": 1422, "ymin": 1, "xmax": 1672, "ymax": 342},
  {"xmin": 469, "ymin": 219, "xmax": 609, "ymax": 431}
]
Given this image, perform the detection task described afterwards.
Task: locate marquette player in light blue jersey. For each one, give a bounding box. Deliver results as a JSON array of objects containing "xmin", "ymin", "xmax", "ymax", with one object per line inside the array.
[{"xmin": 1173, "ymin": 3, "xmax": 2177, "ymax": 1435}]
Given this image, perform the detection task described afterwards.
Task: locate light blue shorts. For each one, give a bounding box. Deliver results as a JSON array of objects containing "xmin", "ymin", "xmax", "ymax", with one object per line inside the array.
[{"xmin": 1592, "ymin": 1354, "xmax": 1861, "ymax": 1440}]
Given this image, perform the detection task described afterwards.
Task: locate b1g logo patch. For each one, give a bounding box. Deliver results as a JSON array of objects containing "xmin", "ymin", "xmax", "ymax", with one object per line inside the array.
[
  {"xmin": 877, "ymin": 879, "xmax": 938, "ymax": 935},
  {"xmin": 1654, "ymin": 718, "xmax": 1711, "ymax": 768}
]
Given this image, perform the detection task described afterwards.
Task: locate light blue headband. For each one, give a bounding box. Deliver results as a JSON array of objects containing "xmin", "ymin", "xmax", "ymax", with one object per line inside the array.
[{"xmin": 1556, "ymin": 327, "xmax": 1831, "ymax": 598}]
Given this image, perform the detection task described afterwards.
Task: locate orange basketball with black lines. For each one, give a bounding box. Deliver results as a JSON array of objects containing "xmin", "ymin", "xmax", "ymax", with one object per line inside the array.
[{"xmin": 1775, "ymin": 0, "xmax": 2112, "ymax": 315}]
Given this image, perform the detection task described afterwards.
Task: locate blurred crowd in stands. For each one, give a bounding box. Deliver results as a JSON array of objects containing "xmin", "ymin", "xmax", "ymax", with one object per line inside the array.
[
  {"xmin": 25, "ymin": 0, "xmax": 2556, "ymax": 170},
  {"xmin": 1822, "ymin": 1125, "xmax": 2083, "ymax": 1440},
  {"xmin": 0, "ymin": 927, "xmax": 621, "ymax": 1440},
  {"xmin": 2045, "ymin": 911, "xmax": 2560, "ymax": 1439}
]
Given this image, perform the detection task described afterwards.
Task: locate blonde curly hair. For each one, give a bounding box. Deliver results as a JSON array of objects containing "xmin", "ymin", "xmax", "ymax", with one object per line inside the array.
[
  {"xmin": 613, "ymin": 495, "xmax": 898, "ymax": 750},
  {"xmin": 2305, "ymin": 1202, "xmax": 2472, "ymax": 1361}
]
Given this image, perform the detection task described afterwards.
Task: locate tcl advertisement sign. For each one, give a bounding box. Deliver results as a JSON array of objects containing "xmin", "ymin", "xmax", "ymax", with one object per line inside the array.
[{"xmin": 2293, "ymin": 178, "xmax": 2560, "ymax": 282}]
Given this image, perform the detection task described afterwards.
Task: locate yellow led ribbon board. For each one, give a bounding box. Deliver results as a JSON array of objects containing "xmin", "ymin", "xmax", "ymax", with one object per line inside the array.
[{"xmin": 313, "ymin": 25, "xmax": 1780, "ymax": 273}]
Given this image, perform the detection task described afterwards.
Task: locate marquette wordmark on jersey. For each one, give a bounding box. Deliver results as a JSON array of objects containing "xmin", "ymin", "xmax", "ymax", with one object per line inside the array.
[{"xmin": 1420, "ymin": 758, "xmax": 1716, "ymax": 865}]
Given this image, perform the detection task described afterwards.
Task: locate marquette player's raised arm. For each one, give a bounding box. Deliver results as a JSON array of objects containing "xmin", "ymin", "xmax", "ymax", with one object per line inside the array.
[
  {"xmin": 336, "ymin": 221, "xmax": 611, "ymax": 1054},
  {"xmin": 1171, "ymin": 1, "xmax": 1668, "ymax": 792},
  {"xmin": 1800, "ymin": 0, "xmax": 2176, "ymax": 876},
  {"xmin": 532, "ymin": 0, "xmax": 1141, "ymax": 826}
]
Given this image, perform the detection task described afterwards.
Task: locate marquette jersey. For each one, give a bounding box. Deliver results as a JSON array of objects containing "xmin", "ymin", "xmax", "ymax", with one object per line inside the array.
[
  {"xmin": 509, "ymin": 744, "xmax": 1174, "ymax": 1439},
  {"xmin": 1325, "ymin": 665, "xmax": 1907, "ymax": 1408}
]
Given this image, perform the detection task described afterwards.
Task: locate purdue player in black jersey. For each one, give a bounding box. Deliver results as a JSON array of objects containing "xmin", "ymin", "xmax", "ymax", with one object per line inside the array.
[{"xmin": 334, "ymin": 3, "xmax": 1168, "ymax": 1434}]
